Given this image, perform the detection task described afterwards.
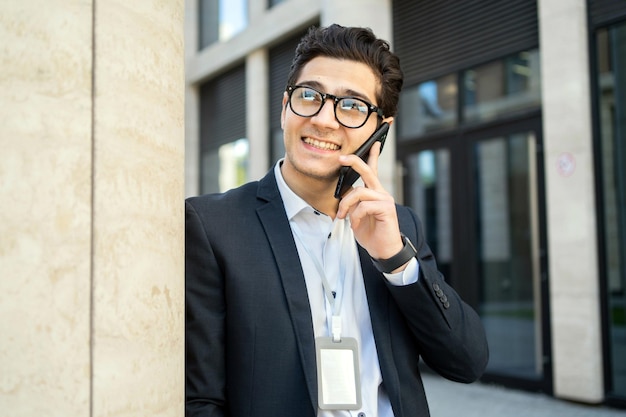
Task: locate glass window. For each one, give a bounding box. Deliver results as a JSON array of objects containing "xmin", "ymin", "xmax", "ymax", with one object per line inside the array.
[
  {"xmin": 201, "ymin": 139, "xmax": 249, "ymax": 193},
  {"xmin": 597, "ymin": 22, "xmax": 626, "ymax": 400},
  {"xmin": 199, "ymin": 0, "xmax": 248, "ymax": 49},
  {"xmin": 398, "ymin": 74, "xmax": 458, "ymax": 139},
  {"xmin": 268, "ymin": 0, "xmax": 287, "ymax": 8},
  {"xmin": 398, "ymin": 50, "xmax": 541, "ymax": 141},
  {"xmin": 405, "ymin": 149, "xmax": 452, "ymax": 279},
  {"xmin": 464, "ymin": 50, "xmax": 541, "ymax": 123},
  {"xmin": 199, "ymin": 65, "xmax": 247, "ymax": 194}
]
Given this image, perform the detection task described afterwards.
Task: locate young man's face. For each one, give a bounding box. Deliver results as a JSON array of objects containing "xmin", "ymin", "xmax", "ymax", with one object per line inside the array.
[{"xmin": 280, "ymin": 56, "xmax": 391, "ymax": 186}]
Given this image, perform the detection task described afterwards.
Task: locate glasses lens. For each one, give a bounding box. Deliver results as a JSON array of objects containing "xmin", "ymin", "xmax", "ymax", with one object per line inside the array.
[
  {"xmin": 290, "ymin": 87, "xmax": 323, "ymax": 117},
  {"xmin": 289, "ymin": 86, "xmax": 373, "ymax": 128},
  {"xmin": 336, "ymin": 98, "xmax": 369, "ymax": 128}
]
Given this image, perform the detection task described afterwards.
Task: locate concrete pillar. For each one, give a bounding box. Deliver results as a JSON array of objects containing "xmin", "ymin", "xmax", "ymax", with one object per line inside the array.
[
  {"xmin": 247, "ymin": 49, "xmax": 270, "ymax": 181},
  {"xmin": 0, "ymin": 0, "xmax": 185, "ymax": 415},
  {"xmin": 538, "ymin": 0, "xmax": 603, "ymax": 403},
  {"xmin": 321, "ymin": 0, "xmax": 398, "ymax": 196},
  {"xmin": 247, "ymin": 0, "xmax": 271, "ymax": 182}
]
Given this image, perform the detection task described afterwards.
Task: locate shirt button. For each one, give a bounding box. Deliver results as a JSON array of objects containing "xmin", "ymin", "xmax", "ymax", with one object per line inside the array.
[{"xmin": 358, "ymin": 413, "xmax": 366, "ymax": 417}]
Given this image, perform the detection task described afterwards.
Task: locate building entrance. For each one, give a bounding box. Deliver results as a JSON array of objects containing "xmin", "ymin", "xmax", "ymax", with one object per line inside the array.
[{"xmin": 401, "ymin": 116, "xmax": 552, "ymax": 392}]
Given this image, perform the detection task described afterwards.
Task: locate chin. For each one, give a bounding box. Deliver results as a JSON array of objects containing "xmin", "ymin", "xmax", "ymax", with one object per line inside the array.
[{"xmin": 297, "ymin": 162, "xmax": 337, "ymax": 182}]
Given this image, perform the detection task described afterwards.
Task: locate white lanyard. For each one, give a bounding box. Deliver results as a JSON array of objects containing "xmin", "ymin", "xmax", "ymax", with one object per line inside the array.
[{"xmin": 290, "ymin": 220, "xmax": 347, "ymax": 342}]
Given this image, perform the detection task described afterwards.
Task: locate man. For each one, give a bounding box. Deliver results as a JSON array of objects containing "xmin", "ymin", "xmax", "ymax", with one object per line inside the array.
[{"xmin": 186, "ymin": 24, "xmax": 489, "ymax": 417}]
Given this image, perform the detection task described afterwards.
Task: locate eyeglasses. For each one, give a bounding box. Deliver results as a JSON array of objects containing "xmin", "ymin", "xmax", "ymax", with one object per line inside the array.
[{"xmin": 287, "ymin": 85, "xmax": 384, "ymax": 129}]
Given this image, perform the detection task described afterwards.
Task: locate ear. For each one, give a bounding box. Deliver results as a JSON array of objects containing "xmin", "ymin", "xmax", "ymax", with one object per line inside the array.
[
  {"xmin": 382, "ymin": 116, "xmax": 394, "ymax": 126},
  {"xmin": 280, "ymin": 92, "xmax": 288, "ymax": 129}
]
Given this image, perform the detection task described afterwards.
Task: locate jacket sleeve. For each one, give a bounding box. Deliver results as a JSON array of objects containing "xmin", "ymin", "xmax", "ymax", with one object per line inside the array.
[
  {"xmin": 185, "ymin": 200, "xmax": 227, "ymax": 417},
  {"xmin": 387, "ymin": 206, "xmax": 489, "ymax": 383}
]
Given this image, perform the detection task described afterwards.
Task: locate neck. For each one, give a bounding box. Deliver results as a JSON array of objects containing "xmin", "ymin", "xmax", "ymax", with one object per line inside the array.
[{"xmin": 280, "ymin": 162, "xmax": 340, "ymax": 218}]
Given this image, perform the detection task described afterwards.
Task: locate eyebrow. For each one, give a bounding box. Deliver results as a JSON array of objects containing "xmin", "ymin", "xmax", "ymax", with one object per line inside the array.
[{"xmin": 297, "ymin": 80, "xmax": 375, "ymax": 104}]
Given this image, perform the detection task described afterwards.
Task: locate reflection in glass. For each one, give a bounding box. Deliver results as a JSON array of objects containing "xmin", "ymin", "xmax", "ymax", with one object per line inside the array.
[
  {"xmin": 597, "ymin": 23, "xmax": 626, "ymax": 398},
  {"xmin": 476, "ymin": 133, "xmax": 543, "ymax": 379},
  {"xmin": 199, "ymin": 0, "xmax": 248, "ymax": 49},
  {"xmin": 406, "ymin": 149, "xmax": 452, "ymax": 279},
  {"xmin": 201, "ymin": 138, "xmax": 249, "ymax": 194},
  {"xmin": 464, "ymin": 50, "xmax": 541, "ymax": 122},
  {"xmin": 398, "ymin": 74, "xmax": 457, "ymax": 139},
  {"xmin": 268, "ymin": 0, "xmax": 287, "ymax": 8}
]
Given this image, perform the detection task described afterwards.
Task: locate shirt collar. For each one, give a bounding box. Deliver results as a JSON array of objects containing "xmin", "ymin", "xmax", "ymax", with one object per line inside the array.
[{"xmin": 274, "ymin": 159, "xmax": 316, "ymax": 221}]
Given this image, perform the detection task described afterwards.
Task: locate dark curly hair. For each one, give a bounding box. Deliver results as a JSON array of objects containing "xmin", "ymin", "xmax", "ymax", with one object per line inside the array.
[{"xmin": 285, "ymin": 24, "xmax": 404, "ymax": 118}]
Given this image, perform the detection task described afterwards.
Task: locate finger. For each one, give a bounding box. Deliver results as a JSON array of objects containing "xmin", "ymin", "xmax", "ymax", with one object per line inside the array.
[
  {"xmin": 337, "ymin": 186, "xmax": 388, "ymax": 219},
  {"xmin": 337, "ymin": 154, "xmax": 383, "ymax": 194},
  {"xmin": 366, "ymin": 141, "xmax": 382, "ymax": 175}
]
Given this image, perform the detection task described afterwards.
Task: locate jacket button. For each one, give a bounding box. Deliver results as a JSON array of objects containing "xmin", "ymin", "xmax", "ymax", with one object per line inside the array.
[{"xmin": 432, "ymin": 283, "xmax": 440, "ymax": 291}]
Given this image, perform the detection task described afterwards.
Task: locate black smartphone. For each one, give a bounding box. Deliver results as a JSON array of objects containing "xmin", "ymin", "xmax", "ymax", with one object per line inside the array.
[{"xmin": 334, "ymin": 122, "xmax": 389, "ymax": 199}]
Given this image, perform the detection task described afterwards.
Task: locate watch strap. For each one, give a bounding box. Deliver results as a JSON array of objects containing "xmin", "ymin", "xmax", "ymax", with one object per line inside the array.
[{"xmin": 372, "ymin": 234, "xmax": 418, "ymax": 273}]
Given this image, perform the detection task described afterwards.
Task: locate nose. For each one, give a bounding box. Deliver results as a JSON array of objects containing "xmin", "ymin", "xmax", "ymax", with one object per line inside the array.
[{"xmin": 311, "ymin": 98, "xmax": 340, "ymax": 128}]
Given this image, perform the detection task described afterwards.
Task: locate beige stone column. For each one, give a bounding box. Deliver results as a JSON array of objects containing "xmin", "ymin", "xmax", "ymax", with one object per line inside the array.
[
  {"xmin": 0, "ymin": 1, "xmax": 185, "ymax": 416},
  {"xmin": 538, "ymin": 0, "xmax": 603, "ymax": 403}
]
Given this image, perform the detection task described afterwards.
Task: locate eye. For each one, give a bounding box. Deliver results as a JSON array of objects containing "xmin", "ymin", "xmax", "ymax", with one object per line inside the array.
[
  {"xmin": 340, "ymin": 98, "xmax": 368, "ymax": 114},
  {"xmin": 300, "ymin": 88, "xmax": 322, "ymax": 102}
]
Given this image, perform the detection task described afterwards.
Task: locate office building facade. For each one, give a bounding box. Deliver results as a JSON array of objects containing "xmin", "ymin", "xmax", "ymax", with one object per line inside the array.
[{"xmin": 185, "ymin": 0, "xmax": 626, "ymax": 407}]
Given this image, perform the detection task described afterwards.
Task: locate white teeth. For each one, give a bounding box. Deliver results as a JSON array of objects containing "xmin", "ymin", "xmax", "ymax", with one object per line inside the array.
[{"xmin": 303, "ymin": 137, "xmax": 340, "ymax": 151}]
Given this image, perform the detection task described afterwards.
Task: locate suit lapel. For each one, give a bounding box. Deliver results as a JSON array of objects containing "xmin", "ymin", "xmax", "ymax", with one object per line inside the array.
[{"xmin": 256, "ymin": 171, "xmax": 318, "ymax": 410}]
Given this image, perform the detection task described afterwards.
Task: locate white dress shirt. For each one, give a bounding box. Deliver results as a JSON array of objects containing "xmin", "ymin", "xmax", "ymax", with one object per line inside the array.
[{"xmin": 274, "ymin": 161, "xmax": 419, "ymax": 417}]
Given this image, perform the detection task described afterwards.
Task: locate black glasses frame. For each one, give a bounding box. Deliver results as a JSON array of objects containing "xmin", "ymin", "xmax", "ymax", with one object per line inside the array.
[{"xmin": 287, "ymin": 85, "xmax": 384, "ymax": 129}]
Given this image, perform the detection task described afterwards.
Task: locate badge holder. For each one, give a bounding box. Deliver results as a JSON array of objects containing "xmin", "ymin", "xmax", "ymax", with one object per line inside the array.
[
  {"xmin": 315, "ymin": 317, "xmax": 361, "ymax": 410},
  {"xmin": 291, "ymin": 222, "xmax": 362, "ymax": 410}
]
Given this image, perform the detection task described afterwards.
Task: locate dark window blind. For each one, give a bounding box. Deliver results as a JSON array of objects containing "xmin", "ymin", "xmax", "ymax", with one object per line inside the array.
[
  {"xmin": 588, "ymin": 0, "xmax": 626, "ymax": 27},
  {"xmin": 268, "ymin": 31, "xmax": 310, "ymax": 131},
  {"xmin": 200, "ymin": 64, "xmax": 247, "ymax": 153},
  {"xmin": 393, "ymin": 0, "xmax": 538, "ymax": 85}
]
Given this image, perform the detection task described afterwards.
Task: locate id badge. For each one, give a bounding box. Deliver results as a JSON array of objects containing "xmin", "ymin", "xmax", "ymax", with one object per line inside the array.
[{"xmin": 315, "ymin": 337, "xmax": 361, "ymax": 410}]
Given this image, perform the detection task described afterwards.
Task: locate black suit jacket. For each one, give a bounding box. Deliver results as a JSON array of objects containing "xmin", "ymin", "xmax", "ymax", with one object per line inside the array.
[{"xmin": 185, "ymin": 169, "xmax": 488, "ymax": 417}]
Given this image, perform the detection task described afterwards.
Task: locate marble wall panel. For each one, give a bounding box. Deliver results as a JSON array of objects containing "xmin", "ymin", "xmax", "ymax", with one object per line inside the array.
[
  {"xmin": 0, "ymin": 0, "xmax": 93, "ymax": 415},
  {"xmin": 91, "ymin": 0, "xmax": 184, "ymax": 416}
]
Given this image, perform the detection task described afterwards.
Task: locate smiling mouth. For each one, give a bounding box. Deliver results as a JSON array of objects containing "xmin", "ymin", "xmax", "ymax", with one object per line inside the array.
[{"xmin": 303, "ymin": 137, "xmax": 340, "ymax": 151}]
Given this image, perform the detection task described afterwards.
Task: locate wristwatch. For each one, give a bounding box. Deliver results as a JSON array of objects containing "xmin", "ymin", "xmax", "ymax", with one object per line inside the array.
[{"xmin": 372, "ymin": 233, "xmax": 418, "ymax": 273}]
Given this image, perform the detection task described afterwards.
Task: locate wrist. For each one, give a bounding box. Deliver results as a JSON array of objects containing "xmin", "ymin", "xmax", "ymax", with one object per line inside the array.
[{"xmin": 371, "ymin": 234, "xmax": 418, "ymax": 274}]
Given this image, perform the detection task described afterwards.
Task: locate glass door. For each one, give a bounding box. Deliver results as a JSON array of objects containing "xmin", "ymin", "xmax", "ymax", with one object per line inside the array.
[
  {"xmin": 596, "ymin": 21, "xmax": 626, "ymax": 404},
  {"xmin": 402, "ymin": 119, "xmax": 550, "ymax": 391},
  {"xmin": 473, "ymin": 132, "xmax": 545, "ymax": 382},
  {"xmin": 405, "ymin": 147, "xmax": 453, "ymax": 284}
]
